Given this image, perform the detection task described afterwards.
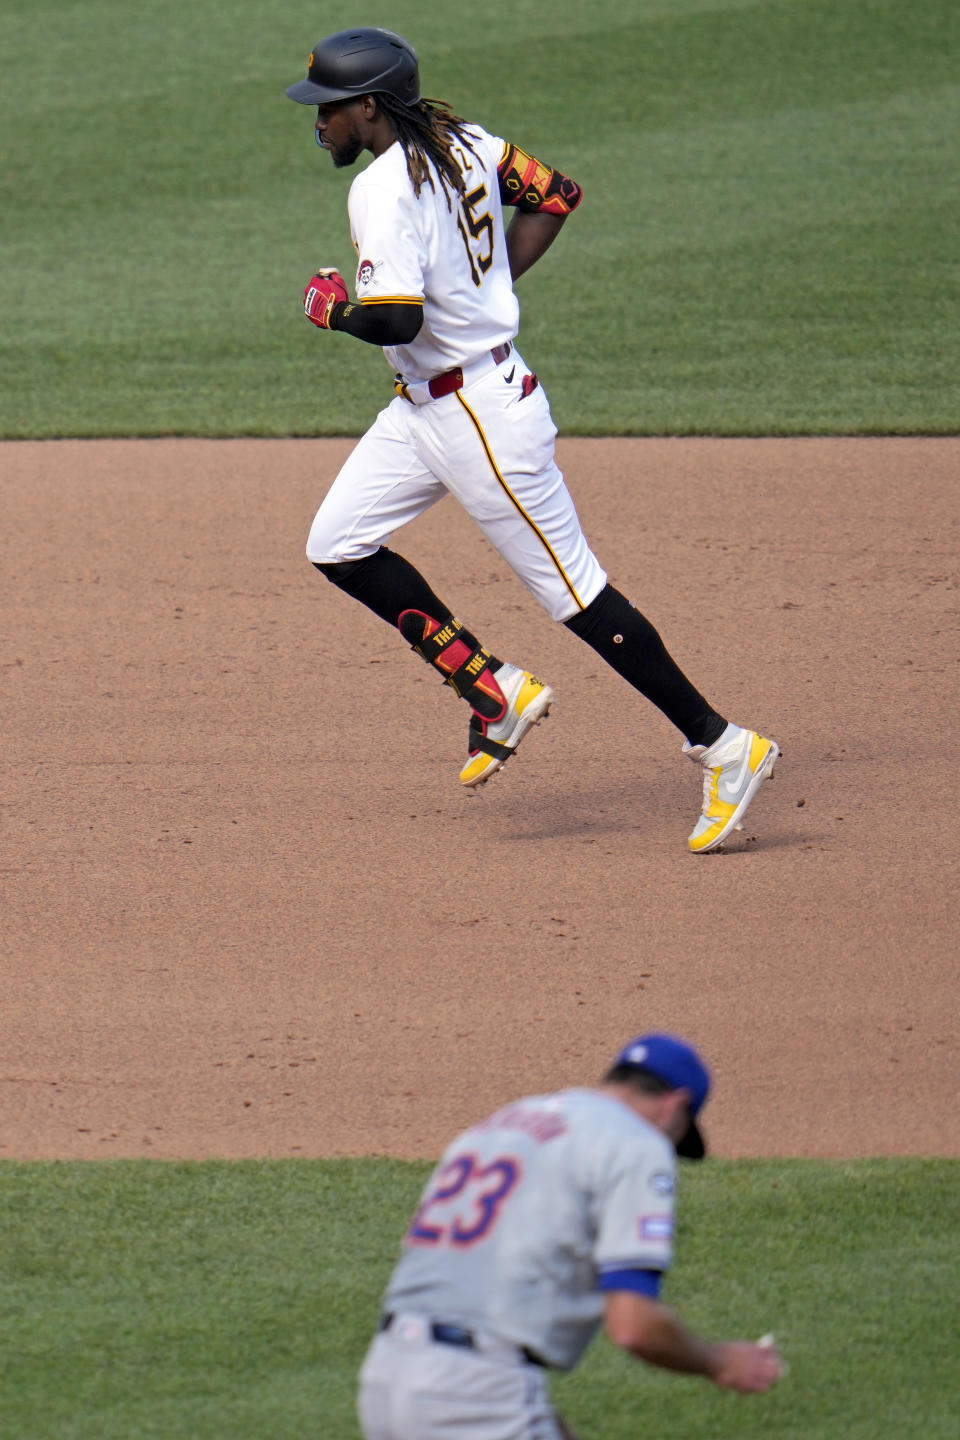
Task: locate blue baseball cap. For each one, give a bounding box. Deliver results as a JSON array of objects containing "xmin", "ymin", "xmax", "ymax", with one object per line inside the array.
[{"xmin": 615, "ymin": 1033, "xmax": 711, "ymax": 1159}]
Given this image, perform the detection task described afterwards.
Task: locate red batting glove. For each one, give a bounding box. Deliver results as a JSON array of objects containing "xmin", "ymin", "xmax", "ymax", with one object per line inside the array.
[{"xmin": 303, "ymin": 269, "xmax": 348, "ymax": 329}]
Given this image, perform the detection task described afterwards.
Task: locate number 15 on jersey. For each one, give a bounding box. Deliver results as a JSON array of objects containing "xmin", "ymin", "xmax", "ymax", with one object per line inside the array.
[{"xmin": 457, "ymin": 185, "xmax": 494, "ymax": 287}]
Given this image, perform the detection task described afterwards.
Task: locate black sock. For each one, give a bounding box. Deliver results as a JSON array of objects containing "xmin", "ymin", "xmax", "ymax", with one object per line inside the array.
[
  {"xmin": 565, "ymin": 584, "xmax": 726, "ymax": 747},
  {"xmin": 313, "ymin": 547, "xmax": 456, "ymax": 629}
]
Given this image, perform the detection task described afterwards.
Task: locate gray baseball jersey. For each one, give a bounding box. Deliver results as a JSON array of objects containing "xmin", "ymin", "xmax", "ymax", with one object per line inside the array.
[{"xmin": 382, "ymin": 1087, "xmax": 677, "ymax": 1371}]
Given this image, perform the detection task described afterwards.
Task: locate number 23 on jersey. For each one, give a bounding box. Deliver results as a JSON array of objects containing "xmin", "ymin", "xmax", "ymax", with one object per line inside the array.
[{"xmin": 406, "ymin": 1153, "xmax": 521, "ymax": 1247}]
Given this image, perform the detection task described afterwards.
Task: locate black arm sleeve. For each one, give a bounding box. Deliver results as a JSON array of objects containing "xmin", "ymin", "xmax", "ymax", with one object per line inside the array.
[{"xmin": 330, "ymin": 300, "xmax": 423, "ymax": 346}]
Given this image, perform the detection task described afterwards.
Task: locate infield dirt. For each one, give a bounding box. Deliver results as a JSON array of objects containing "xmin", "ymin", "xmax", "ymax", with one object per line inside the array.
[{"xmin": 2, "ymin": 437, "xmax": 957, "ymax": 1161}]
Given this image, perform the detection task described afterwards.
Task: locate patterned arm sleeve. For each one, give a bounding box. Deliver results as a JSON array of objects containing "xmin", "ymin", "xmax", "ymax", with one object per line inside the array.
[{"xmin": 497, "ymin": 141, "xmax": 583, "ymax": 215}]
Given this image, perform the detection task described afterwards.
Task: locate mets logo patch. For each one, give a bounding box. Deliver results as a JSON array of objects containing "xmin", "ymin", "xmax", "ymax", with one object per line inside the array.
[{"xmin": 650, "ymin": 1170, "xmax": 675, "ymax": 1197}]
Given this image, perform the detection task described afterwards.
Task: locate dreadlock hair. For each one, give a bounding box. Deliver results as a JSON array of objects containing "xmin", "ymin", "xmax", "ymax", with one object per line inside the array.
[{"xmin": 374, "ymin": 93, "xmax": 478, "ymax": 206}]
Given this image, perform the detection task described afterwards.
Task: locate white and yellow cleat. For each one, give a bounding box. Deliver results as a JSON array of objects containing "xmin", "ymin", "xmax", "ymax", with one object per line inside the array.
[
  {"xmin": 683, "ymin": 723, "xmax": 780, "ymax": 853},
  {"xmin": 459, "ymin": 666, "xmax": 554, "ymax": 787}
]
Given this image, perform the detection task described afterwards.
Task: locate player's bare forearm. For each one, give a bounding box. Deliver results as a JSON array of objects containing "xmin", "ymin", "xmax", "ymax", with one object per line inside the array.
[
  {"xmin": 505, "ymin": 210, "xmax": 568, "ymax": 279},
  {"xmin": 605, "ymin": 1293, "xmax": 716, "ymax": 1376},
  {"xmin": 603, "ymin": 1293, "xmax": 782, "ymax": 1393}
]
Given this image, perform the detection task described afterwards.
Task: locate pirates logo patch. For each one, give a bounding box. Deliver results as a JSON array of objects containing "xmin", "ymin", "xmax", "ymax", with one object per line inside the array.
[{"xmin": 357, "ymin": 258, "xmax": 382, "ymax": 287}]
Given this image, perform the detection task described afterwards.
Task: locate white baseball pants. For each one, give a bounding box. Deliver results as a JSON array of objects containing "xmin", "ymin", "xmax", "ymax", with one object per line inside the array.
[
  {"xmin": 358, "ymin": 1320, "xmax": 566, "ymax": 1440},
  {"xmin": 305, "ymin": 349, "xmax": 606, "ymax": 624}
]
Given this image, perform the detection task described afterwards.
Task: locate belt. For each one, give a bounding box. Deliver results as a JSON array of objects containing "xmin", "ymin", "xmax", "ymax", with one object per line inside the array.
[
  {"xmin": 396, "ymin": 342, "xmax": 512, "ymax": 405},
  {"xmin": 380, "ymin": 1311, "xmax": 547, "ymax": 1367}
]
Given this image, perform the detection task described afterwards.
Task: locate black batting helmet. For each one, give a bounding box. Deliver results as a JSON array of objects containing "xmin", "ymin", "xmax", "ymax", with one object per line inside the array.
[{"xmin": 285, "ymin": 28, "xmax": 420, "ymax": 107}]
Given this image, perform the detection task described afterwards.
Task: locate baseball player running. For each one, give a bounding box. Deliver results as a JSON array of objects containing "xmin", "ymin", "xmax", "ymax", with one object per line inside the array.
[
  {"xmin": 286, "ymin": 29, "xmax": 779, "ymax": 853},
  {"xmin": 356, "ymin": 1033, "xmax": 784, "ymax": 1439}
]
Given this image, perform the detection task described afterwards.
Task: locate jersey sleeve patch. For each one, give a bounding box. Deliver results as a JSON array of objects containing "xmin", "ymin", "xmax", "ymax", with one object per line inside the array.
[
  {"xmin": 639, "ymin": 1215, "xmax": 673, "ymax": 1241},
  {"xmin": 597, "ymin": 1267, "xmax": 663, "ymax": 1298},
  {"xmin": 497, "ymin": 142, "xmax": 582, "ymax": 215},
  {"xmin": 355, "ymin": 257, "xmax": 424, "ymax": 306},
  {"xmin": 649, "ymin": 1170, "xmax": 675, "ymax": 1197}
]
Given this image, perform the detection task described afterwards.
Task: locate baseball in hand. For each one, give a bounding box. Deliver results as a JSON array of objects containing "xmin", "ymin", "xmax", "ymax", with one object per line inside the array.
[{"xmin": 757, "ymin": 1333, "xmax": 788, "ymax": 1379}]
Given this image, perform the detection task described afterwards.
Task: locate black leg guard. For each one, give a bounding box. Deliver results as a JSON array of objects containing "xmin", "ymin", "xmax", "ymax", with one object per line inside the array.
[
  {"xmin": 565, "ymin": 584, "xmax": 726, "ymax": 747},
  {"xmin": 313, "ymin": 548, "xmax": 506, "ymax": 720}
]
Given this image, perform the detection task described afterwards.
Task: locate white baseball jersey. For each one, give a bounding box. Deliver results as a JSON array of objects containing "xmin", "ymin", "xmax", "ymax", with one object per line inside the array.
[
  {"xmin": 307, "ymin": 120, "xmax": 607, "ymax": 625},
  {"xmin": 347, "ymin": 125, "xmax": 519, "ymax": 380},
  {"xmin": 381, "ymin": 1087, "xmax": 677, "ymax": 1371}
]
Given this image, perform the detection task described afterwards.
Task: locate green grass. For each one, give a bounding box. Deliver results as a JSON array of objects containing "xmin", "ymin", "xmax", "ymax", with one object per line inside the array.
[
  {"xmin": 0, "ymin": 0, "xmax": 957, "ymax": 436},
  {"xmin": 0, "ymin": 1158, "xmax": 957, "ymax": 1438}
]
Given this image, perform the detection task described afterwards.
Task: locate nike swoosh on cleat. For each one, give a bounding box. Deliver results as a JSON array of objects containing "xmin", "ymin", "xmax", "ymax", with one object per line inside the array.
[
  {"xmin": 717, "ymin": 744, "xmax": 766, "ymax": 803},
  {"xmin": 503, "ymin": 367, "xmax": 515, "ymax": 384}
]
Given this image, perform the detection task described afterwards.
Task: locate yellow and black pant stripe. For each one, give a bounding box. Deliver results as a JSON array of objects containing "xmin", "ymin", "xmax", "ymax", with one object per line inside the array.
[{"xmin": 455, "ymin": 393, "xmax": 585, "ymax": 613}]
